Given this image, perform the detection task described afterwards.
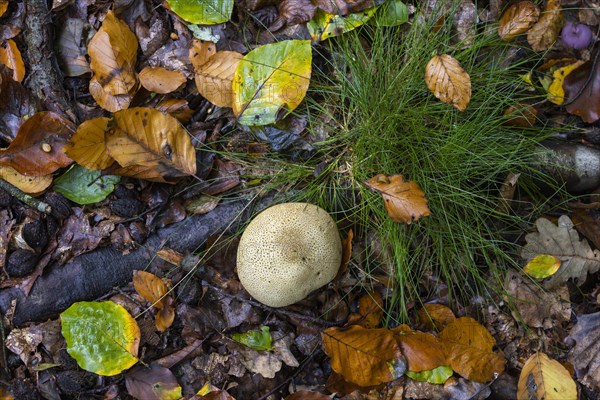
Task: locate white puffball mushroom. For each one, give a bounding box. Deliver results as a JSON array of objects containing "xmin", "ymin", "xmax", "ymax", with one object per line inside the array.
[{"xmin": 236, "ymin": 202, "xmax": 342, "ymax": 307}]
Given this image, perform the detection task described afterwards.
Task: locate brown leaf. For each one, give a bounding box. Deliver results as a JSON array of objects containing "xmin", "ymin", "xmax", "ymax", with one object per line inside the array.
[
  {"xmin": 284, "ymin": 391, "xmax": 330, "ymax": 400},
  {"xmin": 0, "ymin": 39, "xmax": 25, "ymax": 82},
  {"xmin": 155, "ymin": 99, "xmax": 194, "ymax": 124},
  {"xmin": 417, "ymin": 304, "xmax": 456, "ymax": 331},
  {"xmin": 0, "ymin": 65, "xmax": 35, "ymax": 139},
  {"xmin": 439, "ymin": 317, "xmax": 506, "ymax": 382},
  {"xmin": 364, "ymin": 174, "xmax": 431, "ymax": 224},
  {"xmin": 498, "ymin": 1, "xmax": 540, "ymax": 42},
  {"xmin": 0, "ymin": 1, "xmax": 7, "ymax": 17},
  {"xmin": 89, "ymin": 76, "xmax": 134, "ymax": 113},
  {"xmin": 88, "ymin": 11, "xmax": 138, "ymax": 96},
  {"xmin": 571, "ymin": 208, "xmax": 600, "ymax": 250},
  {"xmin": 395, "ymin": 327, "xmax": 447, "ymax": 372},
  {"xmin": 563, "ymin": 53, "xmax": 600, "ymax": 123},
  {"xmin": 156, "ymin": 301, "xmax": 175, "ymax": 332},
  {"xmin": 57, "ymin": 18, "xmax": 90, "ymax": 77},
  {"xmin": 347, "ymin": 291, "xmax": 384, "ymax": 328},
  {"xmin": 125, "ymin": 364, "xmax": 182, "ymax": 400},
  {"xmin": 322, "ymin": 326, "xmax": 406, "ymax": 387},
  {"xmin": 339, "ymin": 229, "xmax": 353, "ymax": 276},
  {"xmin": 133, "ymin": 270, "xmax": 169, "ymax": 309},
  {"xmin": 189, "ymin": 39, "xmax": 217, "ymax": 71},
  {"xmin": 0, "ymin": 210, "xmax": 14, "ymax": 269},
  {"xmin": 194, "ymin": 51, "xmax": 243, "ymax": 108},
  {"xmin": 527, "ymin": 0, "xmax": 563, "ymax": 51},
  {"xmin": 278, "ymin": 0, "xmax": 317, "ymax": 25},
  {"xmin": 105, "ymin": 107, "xmax": 196, "ymax": 182},
  {"xmin": 567, "ymin": 312, "xmax": 600, "ymax": 391},
  {"xmin": 0, "ymin": 166, "xmax": 52, "ymax": 194},
  {"xmin": 314, "ymin": 0, "xmax": 379, "ymax": 15},
  {"xmin": 0, "ymin": 111, "xmax": 74, "ymax": 176},
  {"xmin": 192, "ymin": 390, "xmax": 236, "ymax": 400},
  {"xmin": 64, "ymin": 117, "xmax": 114, "ymax": 170},
  {"xmin": 139, "ymin": 66, "xmax": 187, "ymax": 94},
  {"xmin": 425, "ymin": 54, "xmax": 471, "ymax": 111}
]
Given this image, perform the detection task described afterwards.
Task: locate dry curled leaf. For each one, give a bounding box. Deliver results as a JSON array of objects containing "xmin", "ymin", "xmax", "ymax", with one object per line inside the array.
[
  {"xmin": 498, "ymin": 1, "xmax": 540, "ymax": 42},
  {"xmin": 364, "ymin": 174, "xmax": 431, "ymax": 224},
  {"xmin": 194, "ymin": 51, "xmax": 243, "ymax": 108},
  {"xmin": 139, "ymin": 66, "xmax": 186, "ymax": 94},
  {"xmin": 0, "ymin": 39, "xmax": 25, "ymax": 82},
  {"xmin": 64, "ymin": 117, "xmax": 114, "ymax": 170},
  {"xmin": 425, "ymin": 54, "xmax": 471, "ymax": 111},
  {"xmin": 527, "ymin": 0, "xmax": 563, "ymax": 51},
  {"xmin": 517, "ymin": 352, "xmax": 577, "ymax": 400}
]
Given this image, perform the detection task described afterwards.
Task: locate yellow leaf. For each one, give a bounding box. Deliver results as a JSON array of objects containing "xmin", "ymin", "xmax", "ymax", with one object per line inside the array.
[
  {"xmin": 498, "ymin": 1, "xmax": 540, "ymax": 42},
  {"xmin": 364, "ymin": 174, "xmax": 430, "ymax": 224},
  {"xmin": 0, "ymin": 165, "xmax": 52, "ymax": 194},
  {"xmin": 425, "ymin": 54, "xmax": 471, "ymax": 111},
  {"xmin": 0, "ymin": 1, "xmax": 7, "ymax": 18},
  {"xmin": 547, "ymin": 60, "xmax": 585, "ymax": 105},
  {"xmin": 0, "ymin": 40, "xmax": 25, "ymax": 82},
  {"xmin": 524, "ymin": 254, "xmax": 561, "ymax": 279},
  {"xmin": 64, "ymin": 117, "xmax": 114, "ymax": 170},
  {"xmin": 195, "ymin": 51, "xmax": 243, "ymax": 108},
  {"xmin": 88, "ymin": 11, "xmax": 138, "ymax": 96},
  {"xmin": 527, "ymin": 0, "xmax": 563, "ymax": 51},
  {"xmin": 517, "ymin": 352, "xmax": 577, "ymax": 400},
  {"xmin": 139, "ymin": 67, "xmax": 187, "ymax": 94}
]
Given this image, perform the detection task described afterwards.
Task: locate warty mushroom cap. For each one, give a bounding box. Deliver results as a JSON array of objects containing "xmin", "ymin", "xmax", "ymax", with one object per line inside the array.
[{"xmin": 236, "ymin": 202, "xmax": 342, "ymax": 307}]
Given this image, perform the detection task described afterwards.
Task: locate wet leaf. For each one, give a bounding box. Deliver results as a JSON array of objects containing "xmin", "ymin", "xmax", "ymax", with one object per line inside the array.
[
  {"xmin": 364, "ymin": 174, "xmax": 431, "ymax": 224},
  {"xmin": 567, "ymin": 312, "xmax": 600, "ymax": 391},
  {"xmin": 60, "ymin": 301, "xmax": 140, "ymax": 376},
  {"xmin": 105, "ymin": 107, "xmax": 197, "ymax": 182},
  {"xmin": 194, "ymin": 51, "xmax": 242, "ymax": 108},
  {"xmin": 233, "ymin": 40, "xmax": 311, "ymax": 126},
  {"xmin": 322, "ymin": 325, "xmax": 405, "ymax": 387},
  {"xmin": 308, "ymin": 8, "xmax": 377, "ymax": 41},
  {"xmin": 405, "ymin": 365, "xmax": 454, "ymax": 384},
  {"xmin": 439, "ymin": 317, "xmax": 506, "ymax": 382},
  {"xmin": 166, "ymin": 0, "xmax": 234, "ymax": 24},
  {"xmin": 0, "ymin": 166, "xmax": 52, "ymax": 194},
  {"xmin": 88, "ymin": 11, "xmax": 138, "ymax": 96},
  {"xmin": 347, "ymin": 291, "xmax": 384, "ymax": 328},
  {"xmin": 232, "ymin": 326, "xmax": 274, "ymax": 351},
  {"xmin": 0, "ymin": 111, "xmax": 75, "ymax": 176},
  {"xmin": 425, "ymin": 54, "xmax": 471, "ymax": 111},
  {"xmin": 527, "ymin": 0, "xmax": 563, "ymax": 51},
  {"xmin": 394, "ymin": 327, "xmax": 447, "ymax": 372},
  {"xmin": 57, "ymin": 18, "xmax": 90, "ymax": 77},
  {"xmin": 498, "ymin": 1, "xmax": 540, "ymax": 42},
  {"xmin": 139, "ymin": 67, "xmax": 186, "ymax": 94},
  {"xmin": 523, "ymin": 254, "xmax": 561, "ymax": 279},
  {"xmin": 517, "ymin": 352, "xmax": 577, "ymax": 400},
  {"xmin": 53, "ymin": 165, "xmax": 120, "ymax": 205},
  {"xmin": 0, "ymin": 39, "xmax": 25, "ymax": 82},
  {"xmin": 521, "ymin": 215, "xmax": 600, "ymax": 289},
  {"xmin": 417, "ymin": 304, "xmax": 456, "ymax": 331},
  {"xmin": 563, "ymin": 54, "xmax": 600, "ymax": 123},
  {"xmin": 373, "ymin": 0, "xmax": 408, "ymax": 27},
  {"xmin": 64, "ymin": 118, "xmax": 114, "ymax": 170},
  {"xmin": 126, "ymin": 364, "xmax": 182, "ymax": 400}
]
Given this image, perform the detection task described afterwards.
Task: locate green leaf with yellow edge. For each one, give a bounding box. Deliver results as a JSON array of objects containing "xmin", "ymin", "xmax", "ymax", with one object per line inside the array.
[
  {"xmin": 233, "ymin": 40, "xmax": 311, "ymax": 126},
  {"xmin": 308, "ymin": 8, "xmax": 378, "ymax": 41},
  {"xmin": 232, "ymin": 326, "xmax": 274, "ymax": 351},
  {"xmin": 406, "ymin": 365, "xmax": 454, "ymax": 384},
  {"xmin": 61, "ymin": 301, "xmax": 140, "ymax": 376},
  {"xmin": 166, "ymin": 0, "xmax": 233, "ymax": 24},
  {"xmin": 373, "ymin": 0, "xmax": 408, "ymax": 27},
  {"xmin": 53, "ymin": 164, "xmax": 120, "ymax": 205},
  {"xmin": 547, "ymin": 60, "xmax": 585, "ymax": 105},
  {"xmin": 524, "ymin": 254, "xmax": 561, "ymax": 279}
]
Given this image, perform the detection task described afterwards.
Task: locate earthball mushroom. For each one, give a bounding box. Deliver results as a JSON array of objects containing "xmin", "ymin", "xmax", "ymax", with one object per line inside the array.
[{"xmin": 236, "ymin": 202, "xmax": 342, "ymax": 307}]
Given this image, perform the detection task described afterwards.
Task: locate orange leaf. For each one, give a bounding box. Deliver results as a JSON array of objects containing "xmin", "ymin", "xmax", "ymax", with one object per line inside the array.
[
  {"xmin": 527, "ymin": 0, "xmax": 563, "ymax": 51},
  {"xmin": 0, "ymin": 165, "xmax": 52, "ymax": 194},
  {"xmin": 155, "ymin": 99, "xmax": 194, "ymax": 124},
  {"xmin": 194, "ymin": 51, "xmax": 243, "ymax": 108},
  {"xmin": 439, "ymin": 317, "xmax": 506, "ymax": 382},
  {"xmin": 322, "ymin": 326, "xmax": 405, "ymax": 387},
  {"xmin": 132, "ymin": 270, "xmax": 169, "ymax": 309},
  {"xmin": 347, "ymin": 291, "xmax": 384, "ymax": 328},
  {"xmin": 0, "ymin": 40, "xmax": 25, "ymax": 82},
  {"xmin": 89, "ymin": 76, "xmax": 134, "ymax": 113},
  {"xmin": 139, "ymin": 66, "xmax": 187, "ymax": 94},
  {"xmin": 417, "ymin": 304, "xmax": 456, "ymax": 331},
  {"xmin": 339, "ymin": 229, "xmax": 353, "ymax": 276},
  {"xmin": 64, "ymin": 117, "xmax": 114, "ymax": 170},
  {"xmin": 155, "ymin": 302, "xmax": 175, "ymax": 332},
  {"xmin": 0, "ymin": 1, "xmax": 7, "ymax": 18},
  {"xmin": 364, "ymin": 174, "xmax": 430, "ymax": 224},
  {"xmin": 0, "ymin": 112, "xmax": 74, "ymax": 176},
  {"xmin": 498, "ymin": 1, "xmax": 540, "ymax": 42},
  {"xmin": 189, "ymin": 39, "xmax": 217, "ymax": 71},
  {"xmin": 395, "ymin": 329, "xmax": 447, "ymax": 372},
  {"xmin": 425, "ymin": 54, "xmax": 471, "ymax": 111}
]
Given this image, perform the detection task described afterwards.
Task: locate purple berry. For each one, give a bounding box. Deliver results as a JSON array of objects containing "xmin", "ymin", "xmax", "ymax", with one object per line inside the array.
[{"xmin": 561, "ymin": 21, "xmax": 593, "ymax": 49}]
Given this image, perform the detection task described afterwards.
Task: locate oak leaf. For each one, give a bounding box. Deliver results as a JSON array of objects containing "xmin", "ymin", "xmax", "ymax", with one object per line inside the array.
[
  {"xmin": 527, "ymin": 0, "xmax": 563, "ymax": 51},
  {"xmin": 0, "ymin": 39, "xmax": 25, "ymax": 82},
  {"xmin": 364, "ymin": 174, "xmax": 430, "ymax": 224},
  {"xmin": 139, "ymin": 66, "xmax": 186, "ymax": 94},
  {"xmin": 517, "ymin": 353, "xmax": 577, "ymax": 400},
  {"xmin": 64, "ymin": 117, "xmax": 114, "ymax": 170},
  {"xmin": 194, "ymin": 51, "xmax": 243, "ymax": 108},
  {"xmin": 425, "ymin": 54, "xmax": 471, "ymax": 111},
  {"xmin": 498, "ymin": 1, "xmax": 540, "ymax": 42}
]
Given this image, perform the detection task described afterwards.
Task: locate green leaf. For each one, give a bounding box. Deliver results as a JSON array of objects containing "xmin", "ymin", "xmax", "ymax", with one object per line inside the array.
[
  {"xmin": 232, "ymin": 326, "xmax": 274, "ymax": 351},
  {"xmin": 53, "ymin": 164, "xmax": 120, "ymax": 205},
  {"xmin": 406, "ymin": 365, "xmax": 454, "ymax": 384},
  {"xmin": 61, "ymin": 301, "xmax": 140, "ymax": 376},
  {"xmin": 166, "ymin": 0, "xmax": 233, "ymax": 25},
  {"xmin": 308, "ymin": 8, "xmax": 378, "ymax": 42},
  {"xmin": 373, "ymin": 0, "xmax": 408, "ymax": 27},
  {"xmin": 523, "ymin": 254, "xmax": 561, "ymax": 279},
  {"xmin": 233, "ymin": 40, "xmax": 312, "ymax": 126}
]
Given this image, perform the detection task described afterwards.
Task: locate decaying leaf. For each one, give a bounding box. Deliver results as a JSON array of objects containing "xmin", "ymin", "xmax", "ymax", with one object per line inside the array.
[
  {"xmin": 155, "ymin": 99, "xmax": 194, "ymax": 124},
  {"xmin": 126, "ymin": 364, "xmax": 182, "ymax": 400},
  {"xmin": 567, "ymin": 312, "xmax": 600, "ymax": 391},
  {"xmin": 57, "ymin": 18, "xmax": 91, "ymax": 77},
  {"xmin": 64, "ymin": 118, "xmax": 114, "ymax": 170},
  {"xmin": 322, "ymin": 325, "xmax": 405, "ymax": 387},
  {"xmin": 133, "ymin": 270, "xmax": 175, "ymax": 332},
  {"xmin": 364, "ymin": 174, "xmax": 430, "ymax": 224},
  {"xmin": 314, "ymin": 0, "xmax": 379, "ymax": 15},
  {"xmin": 572, "ymin": 208, "xmax": 600, "ymax": 250},
  {"xmin": 498, "ymin": 1, "xmax": 540, "ymax": 41},
  {"xmin": 547, "ymin": 60, "xmax": 584, "ymax": 105},
  {"xmin": 521, "ymin": 215, "xmax": 600, "ymax": 289},
  {"xmin": 523, "ymin": 254, "xmax": 561, "ymax": 279},
  {"xmin": 0, "ymin": 39, "xmax": 25, "ymax": 82},
  {"xmin": 0, "ymin": 111, "xmax": 75, "ymax": 176},
  {"xmin": 439, "ymin": 317, "xmax": 506, "ymax": 382},
  {"xmin": 307, "ymin": 8, "xmax": 377, "ymax": 41},
  {"xmin": 527, "ymin": 0, "xmax": 563, "ymax": 51},
  {"xmin": 517, "ymin": 352, "xmax": 577, "ymax": 400},
  {"xmin": 194, "ymin": 51, "xmax": 243, "ymax": 108},
  {"xmin": 417, "ymin": 304, "xmax": 456, "ymax": 331},
  {"xmin": 425, "ymin": 54, "xmax": 471, "ymax": 111},
  {"xmin": 0, "ymin": 166, "xmax": 52, "ymax": 194},
  {"xmin": 139, "ymin": 67, "xmax": 186, "ymax": 94},
  {"xmin": 563, "ymin": 53, "xmax": 600, "ymax": 123}
]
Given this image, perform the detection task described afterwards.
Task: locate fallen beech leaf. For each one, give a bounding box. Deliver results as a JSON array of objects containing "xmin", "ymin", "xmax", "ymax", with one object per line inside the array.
[
  {"xmin": 523, "ymin": 254, "xmax": 561, "ymax": 279},
  {"xmin": 0, "ymin": 165, "xmax": 52, "ymax": 194},
  {"xmin": 57, "ymin": 18, "xmax": 90, "ymax": 77},
  {"xmin": 0, "ymin": 1, "xmax": 7, "ymax": 17},
  {"xmin": 278, "ymin": 0, "xmax": 317, "ymax": 25},
  {"xmin": 232, "ymin": 326, "xmax": 274, "ymax": 351},
  {"xmin": 498, "ymin": 1, "xmax": 540, "ymax": 41},
  {"xmin": 395, "ymin": 327, "xmax": 447, "ymax": 372},
  {"xmin": 53, "ymin": 165, "xmax": 120, "ymax": 205},
  {"xmin": 322, "ymin": 326, "xmax": 406, "ymax": 387},
  {"xmin": 133, "ymin": 270, "xmax": 169, "ymax": 309},
  {"xmin": 339, "ymin": 229, "xmax": 353, "ymax": 276},
  {"xmin": 503, "ymin": 104, "xmax": 538, "ymax": 128},
  {"xmin": 527, "ymin": 0, "xmax": 563, "ymax": 51},
  {"xmin": 195, "ymin": 51, "xmax": 243, "ymax": 108},
  {"xmin": 417, "ymin": 304, "xmax": 456, "ymax": 331},
  {"xmin": 0, "ymin": 39, "xmax": 25, "ymax": 82},
  {"xmin": 347, "ymin": 291, "xmax": 383, "ymax": 328},
  {"xmin": 88, "ymin": 11, "xmax": 138, "ymax": 96},
  {"xmin": 563, "ymin": 53, "xmax": 600, "ymax": 123},
  {"xmin": 567, "ymin": 312, "xmax": 600, "ymax": 391},
  {"xmin": 64, "ymin": 118, "xmax": 114, "ymax": 170},
  {"xmin": 425, "ymin": 54, "xmax": 471, "ymax": 111},
  {"xmin": 189, "ymin": 39, "xmax": 216, "ymax": 71},
  {"xmin": 307, "ymin": 8, "xmax": 378, "ymax": 41},
  {"xmin": 155, "ymin": 99, "xmax": 194, "ymax": 123},
  {"xmin": 405, "ymin": 365, "xmax": 454, "ymax": 384},
  {"xmin": 517, "ymin": 353, "xmax": 577, "ymax": 400},
  {"xmin": 0, "ymin": 111, "xmax": 74, "ymax": 176},
  {"xmin": 126, "ymin": 364, "xmax": 182, "ymax": 400},
  {"xmin": 439, "ymin": 317, "xmax": 506, "ymax": 382},
  {"xmin": 139, "ymin": 67, "xmax": 186, "ymax": 94},
  {"xmin": 89, "ymin": 76, "xmax": 134, "ymax": 113},
  {"xmin": 364, "ymin": 174, "xmax": 430, "ymax": 224},
  {"xmin": 167, "ymin": 0, "xmax": 234, "ymax": 25},
  {"xmin": 105, "ymin": 107, "xmax": 196, "ymax": 181}
]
